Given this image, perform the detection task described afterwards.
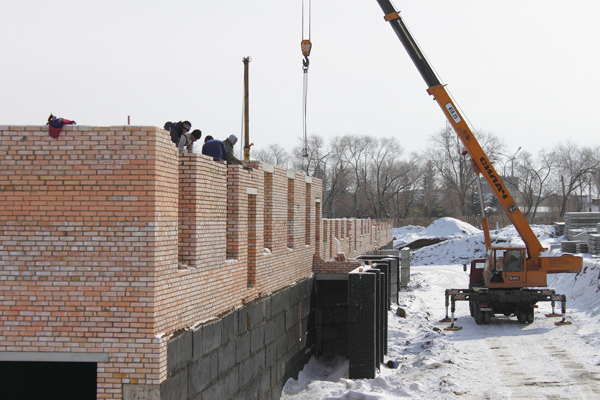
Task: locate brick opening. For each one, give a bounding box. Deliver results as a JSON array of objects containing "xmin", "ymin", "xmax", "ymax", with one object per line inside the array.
[
  {"xmin": 247, "ymin": 194, "xmax": 257, "ymax": 287},
  {"xmin": 287, "ymin": 178, "xmax": 295, "ymax": 249},
  {"xmin": 305, "ymin": 183, "xmax": 311, "ymax": 246},
  {"xmin": 1, "ymin": 361, "xmax": 96, "ymax": 400},
  {"xmin": 315, "ymin": 202, "xmax": 321, "ymax": 256},
  {"xmin": 264, "ymin": 171, "xmax": 273, "ymax": 251}
]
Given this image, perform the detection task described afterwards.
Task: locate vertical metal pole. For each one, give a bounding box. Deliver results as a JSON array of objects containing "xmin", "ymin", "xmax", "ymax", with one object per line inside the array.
[{"xmin": 242, "ymin": 56, "xmax": 251, "ymax": 161}]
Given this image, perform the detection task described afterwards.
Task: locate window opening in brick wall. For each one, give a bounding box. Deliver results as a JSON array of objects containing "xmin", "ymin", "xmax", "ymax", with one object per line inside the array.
[
  {"xmin": 226, "ymin": 174, "xmax": 238, "ymax": 260},
  {"xmin": 315, "ymin": 201, "xmax": 321, "ymax": 256},
  {"xmin": 1, "ymin": 361, "xmax": 97, "ymax": 400},
  {"xmin": 287, "ymin": 178, "xmax": 295, "ymax": 249},
  {"xmin": 347, "ymin": 220, "xmax": 352, "ymax": 252},
  {"xmin": 323, "ymin": 220, "xmax": 329, "ymax": 259},
  {"xmin": 248, "ymin": 194, "xmax": 257, "ymax": 287},
  {"xmin": 305, "ymin": 183, "xmax": 311, "ymax": 246},
  {"xmin": 264, "ymin": 172, "xmax": 273, "ymax": 252}
]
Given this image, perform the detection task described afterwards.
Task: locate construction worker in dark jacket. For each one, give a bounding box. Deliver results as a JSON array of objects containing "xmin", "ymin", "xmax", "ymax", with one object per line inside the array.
[
  {"xmin": 164, "ymin": 120, "xmax": 191, "ymax": 146},
  {"xmin": 202, "ymin": 138, "xmax": 228, "ymax": 161}
]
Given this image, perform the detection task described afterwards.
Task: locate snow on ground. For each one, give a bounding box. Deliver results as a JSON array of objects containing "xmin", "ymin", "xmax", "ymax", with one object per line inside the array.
[
  {"xmin": 392, "ymin": 217, "xmax": 482, "ymax": 250},
  {"xmin": 282, "ymin": 219, "xmax": 600, "ymax": 399}
]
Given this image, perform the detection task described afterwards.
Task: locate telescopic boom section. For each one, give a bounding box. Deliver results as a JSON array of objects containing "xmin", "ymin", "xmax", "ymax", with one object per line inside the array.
[{"xmin": 375, "ymin": 0, "xmax": 545, "ymax": 260}]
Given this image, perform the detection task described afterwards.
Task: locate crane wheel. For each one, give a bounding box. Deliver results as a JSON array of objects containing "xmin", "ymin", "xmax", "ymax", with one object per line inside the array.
[{"xmin": 483, "ymin": 311, "xmax": 491, "ymax": 325}]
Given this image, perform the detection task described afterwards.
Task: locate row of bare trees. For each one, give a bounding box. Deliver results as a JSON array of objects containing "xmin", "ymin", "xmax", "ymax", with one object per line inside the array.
[{"xmin": 252, "ymin": 129, "xmax": 600, "ymax": 220}]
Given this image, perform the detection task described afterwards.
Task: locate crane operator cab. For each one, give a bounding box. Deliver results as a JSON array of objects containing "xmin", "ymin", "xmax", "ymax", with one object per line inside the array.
[{"xmin": 484, "ymin": 247, "xmax": 526, "ymax": 287}]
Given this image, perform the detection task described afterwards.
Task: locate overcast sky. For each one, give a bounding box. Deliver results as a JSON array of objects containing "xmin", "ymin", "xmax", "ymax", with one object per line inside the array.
[{"xmin": 2, "ymin": 0, "xmax": 599, "ymax": 158}]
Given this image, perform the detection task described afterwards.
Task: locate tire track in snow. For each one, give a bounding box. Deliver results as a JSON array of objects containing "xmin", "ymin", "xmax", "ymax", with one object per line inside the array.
[{"xmin": 485, "ymin": 333, "xmax": 600, "ymax": 399}]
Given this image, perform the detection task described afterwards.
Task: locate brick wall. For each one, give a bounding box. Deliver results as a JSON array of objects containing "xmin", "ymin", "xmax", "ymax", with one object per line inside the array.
[{"xmin": 0, "ymin": 125, "xmax": 392, "ymax": 399}]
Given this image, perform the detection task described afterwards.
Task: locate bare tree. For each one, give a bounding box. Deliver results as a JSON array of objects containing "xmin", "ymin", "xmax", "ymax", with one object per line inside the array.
[
  {"xmin": 292, "ymin": 134, "xmax": 329, "ymax": 177},
  {"xmin": 391, "ymin": 152, "xmax": 423, "ymax": 218},
  {"xmin": 550, "ymin": 142, "xmax": 600, "ymax": 217},
  {"xmin": 252, "ymin": 144, "xmax": 290, "ymax": 168},
  {"xmin": 512, "ymin": 150, "xmax": 555, "ymax": 219},
  {"xmin": 340, "ymin": 134, "xmax": 375, "ymax": 218},
  {"xmin": 364, "ymin": 137, "xmax": 408, "ymax": 219},
  {"xmin": 418, "ymin": 160, "xmax": 440, "ymax": 217},
  {"xmin": 424, "ymin": 126, "xmax": 504, "ymax": 216}
]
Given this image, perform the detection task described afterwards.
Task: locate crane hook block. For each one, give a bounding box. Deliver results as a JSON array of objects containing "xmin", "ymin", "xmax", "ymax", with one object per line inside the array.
[{"xmin": 301, "ymin": 39, "xmax": 312, "ymax": 57}]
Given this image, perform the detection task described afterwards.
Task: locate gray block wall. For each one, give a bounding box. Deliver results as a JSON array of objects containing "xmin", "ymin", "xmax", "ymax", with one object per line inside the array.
[{"xmin": 160, "ymin": 277, "xmax": 315, "ymax": 400}]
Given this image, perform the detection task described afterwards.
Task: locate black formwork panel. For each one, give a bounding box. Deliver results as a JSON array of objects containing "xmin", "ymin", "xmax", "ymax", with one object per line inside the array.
[
  {"xmin": 315, "ymin": 279, "xmax": 349, "ymax": 359},
  {"xmin": 357, "ymin": 255, "xmax": 399, "ymax": 306},
  {"xmin": 348, "ymin": 271, "xmax": 377, "ymax": 379},
  {"xmin": 348, "ymin": 266, "xmax": 389, "ymax": 379}
]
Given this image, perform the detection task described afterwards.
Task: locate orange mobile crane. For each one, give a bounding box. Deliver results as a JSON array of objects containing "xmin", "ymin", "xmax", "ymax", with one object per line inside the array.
[{"xmin": 374, "ymin": 0, "xmax": 583, "ymax": 328}]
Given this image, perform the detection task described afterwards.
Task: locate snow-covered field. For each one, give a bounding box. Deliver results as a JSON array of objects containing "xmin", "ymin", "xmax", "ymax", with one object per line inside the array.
[{"xmin": 281, "ymin": 218, "xmax": 600, "ymax": 399}]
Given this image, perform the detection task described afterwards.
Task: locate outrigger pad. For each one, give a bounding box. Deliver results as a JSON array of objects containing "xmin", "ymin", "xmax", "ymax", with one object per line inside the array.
[
  {"xmin": 555, "ymin": 321, "xmax": 572, "ymax": 326},
  {"xmin": 439, "ymin": 317, "xmax": 453, "ymax": 323},
  {"xmin": 444, "ymin": 326, "xmax": 462, "ymax": 331},
  {"xmin": 545, "ymin": 313, "xmax": 562, "ymax": 318}
]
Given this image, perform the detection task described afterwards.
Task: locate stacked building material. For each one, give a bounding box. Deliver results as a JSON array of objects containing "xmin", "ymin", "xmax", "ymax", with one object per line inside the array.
[
  {"xmin": 589, "ymin": 234, "xmax": 600, "ymax": 255},
  {"xmin": 565, "ymin": 212, "xmax": 600, "ymax": 239},
  {"xmin": 561, "ymin": 241, "xmax": 579, "ymax": 253},
  {"xmin": 576, "ymin": 242, "xmax": 589, "ymax": 254},
  {"xmin": 554, "ymin": 222, "xmax": 565, "ymax": 237}
]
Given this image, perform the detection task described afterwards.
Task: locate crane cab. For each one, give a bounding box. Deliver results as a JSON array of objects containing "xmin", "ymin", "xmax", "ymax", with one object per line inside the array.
[{"xmin": 482, "ymin": 247, "xmax": 532, "ymax": 288}]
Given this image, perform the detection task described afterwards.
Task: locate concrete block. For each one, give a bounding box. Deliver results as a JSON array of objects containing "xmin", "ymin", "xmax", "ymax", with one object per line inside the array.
[
  {"xmin": 264, "ymin": 318, "xmax": 277, "ymax": 345},
  {"xmin": 167, "ymin": 330, "xmax": 193, "ymax": 377},
  {"xmin": 249, "ymin": 300, "xmax": 265, "ymax": 329},
  {"xmin": 242, "ymin": 377, "xmax": 260, "ymax": 400},
  {"xmin": 269, "ymin": 291, "xmax": 283, "ymax": 316},
  {"xmin": 221, "ymin": 310, "xmax": 238, "ymax": 344},
  {"xmin": 220, "ymin": 367, "xmax": 239, "ymax": 400},
  {"xmin": 239, "ymin": 355, "xmax": 255, "ymax": 388},
  {"xmin": 252, "ymin": 348, "xmax": 266, "ymax": 376},
  {"xmin": 201, "ymin": 379, "xmax": 223, "ymax": 400},
  {"xmin": 259, "ymin": 369, "xmax": 272, "ymax": 399},
  {"xmin": 188, "ymin": 351, "xmax": 218, "ymax": 397},
  {"xmin": 274, "ymin": 313, "xmax": 285, "ymax": 336},
  {"xmin": 238, "ymin": 307, "xmax": 249, "ymax": 335},
  {"xmin": 265, "ymin": 341, "xmax": 278, "ymax": 368},
  {"xmin": 250, "ymin": 324, "xmax": 265, "ymax": 354},
  {"xmin": 290, "ymin": 284, "xmax": 300, "ymax": 308},
  {"xmin": 123, "ymin": 384, "xmax": 160, "ymax": 400},
  {"xmin": 286, "ymin": 326, "xmax": 299, "ymax": 352},
  {"xmin": 202, "ymin": 321, "xmax": 222, "ymax": 355},
  {"xmin": 276, "ymin": 335, "xmax": 287, "ymax": 362},
  {"xmin": 160, "ymin": 370, "xmax": 187, "ymax": 400},
  {"xmin": 285, "ymin": 304, "xmax": 299, "ymax": 331},
  {"xmin": 235, "ymin": 332, "xmax": 251, "ymax": 363},
  {"xmin": 192, "ymin": 326, "xmax": 204, "ymax": 361},
  {"xmin": 217, "ymin": 339, "xmax": 236, "ymax": 375},
  {"xmin": 263, "ymin": 297, "xmax": 272, "ymax": 320}
]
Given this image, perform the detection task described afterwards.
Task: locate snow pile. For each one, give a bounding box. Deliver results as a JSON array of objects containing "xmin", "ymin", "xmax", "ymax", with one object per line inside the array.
[
  {"xmin": 393, "ymin": 217, "xmax": 481, "ymax": 250},
  {"xmin": 282, "ymin": 219, "xmax": 600, "ymax": 400}
]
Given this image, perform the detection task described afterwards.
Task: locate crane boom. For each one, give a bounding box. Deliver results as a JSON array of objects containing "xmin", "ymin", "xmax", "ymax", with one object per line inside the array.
[{"xmin": 375, "ymin": 0, "xmax": 582, "ymax": 282}]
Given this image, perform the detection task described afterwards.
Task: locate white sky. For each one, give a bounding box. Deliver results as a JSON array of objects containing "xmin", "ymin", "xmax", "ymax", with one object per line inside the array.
[{"xmin": 2, "ymin": 0, "xmax": 599, "ymax": 157}]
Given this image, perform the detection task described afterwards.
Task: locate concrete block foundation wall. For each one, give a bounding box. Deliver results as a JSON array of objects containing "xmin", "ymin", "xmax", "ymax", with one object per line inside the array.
[
  {"xmin": 156, "ymin": 277, "xmax": 314, "ymax": 400},
  {"xmin": 0, "ymin": 125, "xmax": 392, "ymax": 399}
]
